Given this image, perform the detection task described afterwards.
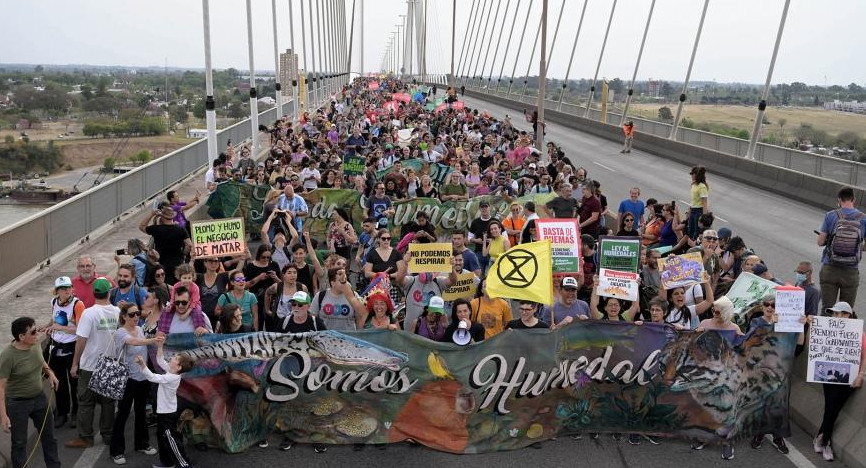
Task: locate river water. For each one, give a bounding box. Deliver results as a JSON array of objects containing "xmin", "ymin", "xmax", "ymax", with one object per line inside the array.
[{"xmin": 0, "ymin": 202, "xmax": 52, "ymax": 227}]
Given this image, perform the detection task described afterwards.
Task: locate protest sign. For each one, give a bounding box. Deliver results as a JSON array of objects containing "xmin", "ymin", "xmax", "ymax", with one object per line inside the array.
[
  {"xmin": 598, "ymin": 236, "xmax": 641, "ymax": 273},
  {"xmin": 598, "ymin": 268, "xmax": 640, "ymax": 301},
  {"xmin": 807, "ymin": 316, "xmax": 864, "ymax": 385},
  {"xmin": 409, "ymin": 243, "xmax": 453, "ymax": 273},
  {"xmin": 343, "ymin": 155, "xmax": 366, "ymax": 175},
  {"xmin": 377, "ymin": 159, "xmax": 453, "ymax": 188},
  {"xmin": 441, "ymin": 272, "xmax": 478, "ymax": 301},
  {"xmin": 167, "ymin": 324, "xmax": 795, "ymax": 454},
  {"xmin": 725, "ymin": 272, "xmax": 780, "ymax": 318},
  {"xmin": 657, "ymin": 252, "xmax": 709, "ymax": 290},
  {"xmin": 535, "ymin": 219, "xmax": 581, "ymax": 274},
  {"xmin": 191, "ymin": 218, "xmax": 246, "ymax": 258},
  {"xmin": 774, "ymin": 286, "xmax": 805, "ymax": 333}
]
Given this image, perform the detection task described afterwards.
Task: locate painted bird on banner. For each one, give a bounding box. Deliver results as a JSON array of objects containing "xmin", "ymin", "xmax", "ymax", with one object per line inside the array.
[{"xmin": 486, "ymin": 240, "xmax": 554, "ymax": 305}]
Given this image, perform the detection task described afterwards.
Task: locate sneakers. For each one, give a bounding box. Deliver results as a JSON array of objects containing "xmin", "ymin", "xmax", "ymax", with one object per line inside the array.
[
  {"xmin": 690, "ymin": 439, "xmax": 705, "ymax": 451},
  {"xmin": 813, "ymin": 434, "xmax": 824, "ymax": 454},
  {"xmin": 771, "ymin": 437, "xmax": 789, "ymax": 454},
  {"xmin": 54, "ymin": 414, "xmax": 68, "ymax": 429},
  {"xmin": 627, "ymin": 434, "xmax": 641, "ymax": 445},
  {"xmin": 822, "ymin": 443, "xmax": 834, "ymax": 462},
  {"xmin": 313, "ymin": 443, "xmax": 328, "ymax": 453},
  {"xmin": 722, "ymin": 444, "xmax": 735, "ymax": 460},
  {"xmin": 137, "ymin": 446, "xmax": 158, "ymax": 456},
  {"xmin": 257, "ymin": 439, "xmax": 269, "ymax": 448},
  {"xmin": 590, "ymin": 433, "xmax": 599, "ymax": 440},
  {"xmin": 643, "ymin": 435, "xmax": 661, "ymax": 445},
  {"xmin": 751, "ymin": 434, "xmax": 764, "ymax": 449},
  {"xmin": 112, "ymin": 455, "xmax": 127, "ymax": 465},
  {"xmin": 570, "ymin": 434, "xmax": 583, "ymax": 440},
  {"xmin": 66, "ymin": 437, "xmax": 94, "ymax": 449},
  {"xmin": 280, "ymin": 438, "xmax": 296, "ymax": 451},
  {"xmin": 612, "ymin": 433, "xmax": 623, "ymax": 441},
  {"xmin": 152, "ymin": 464, "xmax": 175, "ymax": 468}
]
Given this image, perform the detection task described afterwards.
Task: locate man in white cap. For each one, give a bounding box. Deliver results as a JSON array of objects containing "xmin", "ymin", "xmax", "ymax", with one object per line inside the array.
[
  {"xmin": 45, "ymin": 276, "xmax": 85, "ymax": 429},
  {"xmin": 543, "ymin": 277, "xmax": 591, "ymax": 331}
]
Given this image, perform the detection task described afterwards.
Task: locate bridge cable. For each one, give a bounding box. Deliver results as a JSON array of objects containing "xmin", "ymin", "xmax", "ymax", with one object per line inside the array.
[
  {"xmin": 543, "ymin": 0, "xmax": 567, "ymax": 76},
  {"xmin": 504, "ymin": 1, "xmax": 534, "ymax": 97},
  {"xmin": 467, "ymin": 0, "xmax": 498, "ymax": 88},
  {"xmin": 556, "ymin": 0, "xmax": 589, "ymax": 111},
  {"xmin": 458, "ymin": 0, "xmax": 486, "ymax": 86},
  {"xmin": 620, "ymin": 0, "xmax": 656, "ymax": 124},
  {"xmin": 492, "ymin": 0, "xmax": 522, "ymax": 94},
  {"xmin": 474, "ymin": 0, "xmax": 505, "ymax": 89},
  {"xmin": 584, "ymin": 0, "xmax": 618, "ymax": 119},
  {"xmin": 670, "ymin": 0, "xmax": 710, "ymax": 138},
  {"xmin": 518, "ymin": 9, "xmax": 543, "ymax": 98}
]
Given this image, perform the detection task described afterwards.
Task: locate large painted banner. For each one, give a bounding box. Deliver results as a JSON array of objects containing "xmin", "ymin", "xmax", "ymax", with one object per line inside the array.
[{"xmin": 168, "ymin": 323, "xmax": 796, "ymax": 454}]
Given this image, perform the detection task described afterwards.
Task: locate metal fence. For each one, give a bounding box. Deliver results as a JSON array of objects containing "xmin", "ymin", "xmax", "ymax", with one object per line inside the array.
[
  {"xmin": 456, "ymin": 83, "xmax": 865, "ymax": 187},
  {"xmin": 0, "ymin": 105, "xmax": 283, "ymax": 288}
]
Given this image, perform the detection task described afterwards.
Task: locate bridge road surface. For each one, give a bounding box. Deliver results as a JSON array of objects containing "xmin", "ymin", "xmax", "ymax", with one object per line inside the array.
[{"xmin": 45, "ymin": 96, "xmax": 843, "ymax": 468}]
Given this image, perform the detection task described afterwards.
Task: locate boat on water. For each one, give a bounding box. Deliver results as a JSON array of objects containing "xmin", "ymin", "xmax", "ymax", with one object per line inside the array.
[{"xmin": 6, "ymin": 180, "xmax": 80, "ymax": 203}]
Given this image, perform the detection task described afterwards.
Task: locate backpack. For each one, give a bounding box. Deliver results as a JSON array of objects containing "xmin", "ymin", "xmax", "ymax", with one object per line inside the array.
[
  {"xmin": 110, "ymin": 284, "xmax": 144, "ymax": 309},
  {"xmin": 828, "ymin": 209, "xmax": 865, "ymax": 267}
]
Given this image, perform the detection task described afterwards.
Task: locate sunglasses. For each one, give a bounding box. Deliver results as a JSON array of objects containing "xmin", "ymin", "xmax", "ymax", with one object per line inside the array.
[
  {"xmin": 380, "ymin": 237, "xmax": 391, "ymax": 241},
  {"xmin": 155, "ymin": 273, "xmax": 165, "ymax": 277},
  {"xmin": 624, "ymin": 218, "xmax": 634, "ymax": 222},
  {"xmin": 261, "ymin": 255, "xmax": 272, "ymax": 260},
  {"xmin": 174, "ymin": 300, "xmax": 189, "ymax": 306},
  {"xmin": 704, "ymin": 236, "xmax": 719, "ymax": 241},
  {"xmin": 26, "ymin": 329, "xmax": 38, "ymax": 336},
  {"xmin": 763, "ymin": 302, "xmax": 775, "ymax": 307},
  {"xmin": 125, "ymin": 311, "xmax": 140, "ymax": 318},
  {"xmin": 233, "ymin": 277, "xmax": 247, "ymax": 282}
]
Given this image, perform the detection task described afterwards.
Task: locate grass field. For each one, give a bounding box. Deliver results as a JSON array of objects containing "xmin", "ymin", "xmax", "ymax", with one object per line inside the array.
[{"xmin": 628, "ymin": 103, "xmax": 866, "ymax": 140}]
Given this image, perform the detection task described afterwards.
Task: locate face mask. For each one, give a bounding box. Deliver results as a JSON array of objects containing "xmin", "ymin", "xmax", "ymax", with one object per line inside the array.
[{"xmin": 795, "ymin": 273, "xmax": 808, "ymax": 284}]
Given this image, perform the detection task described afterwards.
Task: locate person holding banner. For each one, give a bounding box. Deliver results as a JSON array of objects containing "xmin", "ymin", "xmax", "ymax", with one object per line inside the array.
[
  {"xmin": 589, "ymin": 277, "xmax": 639, "ymax": 322},
  {"xmin": 441, "ymin": 299, "xmax": 485, "ymax": 344},
  {"xmin": 697, "ymin": 297, "xmax": 743, "ymax": 335},
  {"xmin": 663, "ymin": 281, "xmax": 714, "ymax": 331},
  {"xmin": 412, "ymin": 296, "xmax": 449, "ymax": 341},
  {"xmin": 469, "ymin": 279, "xmax": 512, "ymax": 340},
  {"xmin": 811, "ymin": 302, "xmax": 864, "ymax": 461},
  {"xmin": 546, "ymin": 277, "xmax": 592, "ymax": 331},
  {"xmin": 506, "ymin": 301, "xmax": 549, "ymax": 330}
]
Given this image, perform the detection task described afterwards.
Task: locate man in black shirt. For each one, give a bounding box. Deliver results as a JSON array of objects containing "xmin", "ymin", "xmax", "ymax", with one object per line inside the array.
[
  {"xmin": 469, "ymin": 201, "xmax": 498, "ymax": 272},
  {"xmin": 545, "ymin": 183, "xmax": 579, "ymax": 219},
  {"xmin": 138, "ymin": 203, "xmax": 192, "ymax": 284}
]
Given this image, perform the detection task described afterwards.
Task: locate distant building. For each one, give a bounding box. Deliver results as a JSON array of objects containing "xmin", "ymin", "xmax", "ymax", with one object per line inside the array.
[
  {"xmin": 824, "ymin": 100, "xmax": 866, "ymax": 115},
  {"xmin": 647, "ymin": 79, "xmax": 661, "ymax": 98},
  {"xmin": 188, "ymin": 129, "xmax": 208, "ymax": 138}
]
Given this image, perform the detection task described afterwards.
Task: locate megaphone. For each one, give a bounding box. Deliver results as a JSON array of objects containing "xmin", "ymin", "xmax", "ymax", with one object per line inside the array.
[{"xmin": 453, "ymin": 321, "xmax": 471, "ymax": 346}]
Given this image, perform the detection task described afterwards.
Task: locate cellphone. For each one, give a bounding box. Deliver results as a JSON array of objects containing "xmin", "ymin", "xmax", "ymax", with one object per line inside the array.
[
  {"xmin": 813, "ymin": 230, "xmax": 821, "ymax": 235},
  {"xmin": 116, "ymin": 249, "xmax": 126, "ymax": 255},
  {"xmin": 671, "ymin": 200, "xmax": 676, "ymax": 208}
]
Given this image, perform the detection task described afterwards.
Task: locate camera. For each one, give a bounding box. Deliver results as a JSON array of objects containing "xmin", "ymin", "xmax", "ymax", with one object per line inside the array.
[
  {"xmin": 116, "ymin": 249, "xmax": 126, "ymax": 256},
  {"xmin": 671, "ymin": 200, "xmax": 676, "ymax": 209}
]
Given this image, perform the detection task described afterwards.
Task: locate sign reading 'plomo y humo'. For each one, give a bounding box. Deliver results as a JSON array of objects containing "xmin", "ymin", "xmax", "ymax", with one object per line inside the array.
[{"xmin": 191, "ymin": 217, "xmax": 247, "ymax": 258}]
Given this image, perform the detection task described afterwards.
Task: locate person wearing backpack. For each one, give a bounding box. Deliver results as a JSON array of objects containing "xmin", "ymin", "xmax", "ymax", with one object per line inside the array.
[
  {"xmin": 817, "ymin": 186, "xmax": 866, "ymax": 309},
  {"xmin": 109, "ymin": 264, "xmax": 147, "ymax": 310}
]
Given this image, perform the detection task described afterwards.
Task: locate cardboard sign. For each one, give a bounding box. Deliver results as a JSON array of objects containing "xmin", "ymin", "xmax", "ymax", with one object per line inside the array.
[
  {"xmin": 598, "ymin": 236, "xmax": 641, "ymax": 273},
  {"xmin": 807, "ymin": 316, "xmax": 864, "ymax": 385},
  {"xmin": 774, "ymin": 286, "xmax": 805, "ymax": 333},
  {"xmin": 343, "ymin": 155, "xmax": 365, "ymax": 175},
  {"xmin": 535, "ymin": 219, "xmax": 581, "ymax": 274},
  {"xmin": 657, "ymin": 252, "xmax": 708, "ymax": 290},
  {"xmin": 441, "ymin": 272, "xmax": 479, "ymax": 301},
  {"xmin": 598, "ymin": 268, "xmax": 639, "ymax": 301},
  {"xmin": 408, "ymin": 243, "xmax": 453, "ymax": 273},
  {"xmin": 191, "ymin": 218, "xmax": 246, "ymax": 259},
  {"xmin": 725, "ymin": 272, "xmax": 780, "ymax": 317}
]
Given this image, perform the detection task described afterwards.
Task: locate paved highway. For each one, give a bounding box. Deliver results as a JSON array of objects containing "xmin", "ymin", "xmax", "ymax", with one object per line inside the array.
[{"xmin": 461, "ymin": 93, "xmax": 866, "ymax": 302}]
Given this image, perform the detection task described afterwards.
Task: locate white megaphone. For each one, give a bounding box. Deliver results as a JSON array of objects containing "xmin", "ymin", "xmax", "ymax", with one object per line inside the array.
[{"xmin": 453, "ymin": 321, "xmax": 471, "ymax": 346}]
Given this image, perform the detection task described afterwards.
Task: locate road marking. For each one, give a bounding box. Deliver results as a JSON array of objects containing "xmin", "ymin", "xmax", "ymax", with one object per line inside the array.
[
  {"xmin": 593, "ymin": 161, "xmax": 617, "ymax": 173},
  {"xmin": 785, "ymin": 440, "xmax": 818, "ymax": 468},
  {"xmin": 678, "ymin": 200, "xmax": 692, "ymax": 208},
  {"xmin": 73, "ymin": 443, "xmax": 106, "ymax": 468},
  {"xmin": 714, "ymin": 214, "xmax": 728, "ymax": 223}
]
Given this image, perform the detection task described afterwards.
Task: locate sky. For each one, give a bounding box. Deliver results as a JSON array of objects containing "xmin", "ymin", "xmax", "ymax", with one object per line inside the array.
[{"xmin": 1, "ymin": 0, "xmax": 863, "ymax": 87}]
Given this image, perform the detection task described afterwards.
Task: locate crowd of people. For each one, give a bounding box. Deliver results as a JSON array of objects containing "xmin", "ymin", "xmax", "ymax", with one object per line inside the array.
[{"xmin": 1, "ymin": 76, "xmax": 864, "ymax": 467}]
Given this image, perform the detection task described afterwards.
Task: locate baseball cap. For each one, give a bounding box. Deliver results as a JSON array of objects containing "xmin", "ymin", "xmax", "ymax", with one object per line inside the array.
[
  {"xmin": 479, "ymin": 201, "xmax": 490, "ymax": 208},
  {"xmin": 92, "ymin": 277, "xmax": 112, "ymax": 294},
  {"xmin": 385, "ymin": 143, "xmax": 394, "ymax": 150},
  {"xmin": 528, "ymin": 163, "xmax": 537, "ymax": 169},
  {"xmin": 54, "ymin": 276, "xmax": 72, "ymax": 289},
  {"xmin": 427, "ymin": 296, "xmax": 445, "ymax": 314},
  {"xmin": 561, "ymin": 277, "xmax": 579, "ymax": 290},
  {"xmin": 826, "ymin": 301, "xmax": 853, "ymax": 315},
  {"xmin": 291, "ymin": 291, "xmax": 312, "ymax": 305},
  {"xmin": 717, "ymin": 227, "xmax": 732, "ymax": 240}
]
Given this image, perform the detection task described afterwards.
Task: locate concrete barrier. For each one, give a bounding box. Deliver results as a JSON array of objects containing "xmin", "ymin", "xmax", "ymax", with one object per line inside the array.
[{"xmin": 461, "ymin": 87, "xmax": 866, "ymax": 468}]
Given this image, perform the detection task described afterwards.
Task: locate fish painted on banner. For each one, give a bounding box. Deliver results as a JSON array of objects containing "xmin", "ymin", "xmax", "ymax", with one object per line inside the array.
[{"xmin": 180, "ymin": 331, "xmax": 408, "ymax": 371}]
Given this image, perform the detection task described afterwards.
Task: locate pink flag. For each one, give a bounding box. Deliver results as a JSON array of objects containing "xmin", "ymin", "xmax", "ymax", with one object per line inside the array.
[
  {"xmin": 368, "ymin": 81, "xmax": 380, "ymax": 90},
  {"xmin": 452, "ymin": 100, "xmax": 465, "ymax": 110},
  {"xmin": 383, "ymin": 100, "xmax": 399, "ymax": 112},
  {"xmin": 434, "ymin": 103, "xmax": 448, "ymax": 114},
  {"xmin": 393, "ymin": 92, "xmax": 411, "ymax": 103}
]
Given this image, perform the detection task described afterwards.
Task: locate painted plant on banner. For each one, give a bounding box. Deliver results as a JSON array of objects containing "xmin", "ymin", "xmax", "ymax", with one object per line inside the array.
[{"xmin": 168, "ymin": 323, "xmax": 796, "ymax": 454}]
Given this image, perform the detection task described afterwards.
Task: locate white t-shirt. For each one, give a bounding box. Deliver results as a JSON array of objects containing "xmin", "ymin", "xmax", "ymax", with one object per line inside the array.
[
  {"xmin": 76, "ymin": 303, "xmax": 120, "ymax": 372},
  {"xmin": 300, "ymin": 167, "xmax": 321, "ymax": 190},
  {"xmin": 140, "ymin": 355, "xmax": 181, "ymax": 414},
  {"xmin": 401, "ymin": 276, "xmax": 448, "ymax": 332}
]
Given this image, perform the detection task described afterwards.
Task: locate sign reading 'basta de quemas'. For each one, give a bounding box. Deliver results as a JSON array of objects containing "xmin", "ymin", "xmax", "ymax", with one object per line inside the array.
[{"xmin": 168, "ymin": 322, "xmax": 796, "ymax": 454}]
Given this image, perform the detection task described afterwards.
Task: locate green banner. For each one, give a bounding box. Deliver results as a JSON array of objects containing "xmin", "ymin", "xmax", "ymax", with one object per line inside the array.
[
  {"xmin": 376, "ymin": 159, "xmax": 453, "ymax": 188},
  {"xmin": 598, "ymin": 236, "xmax": 642, "ymax": 273},
  {"xmin": 205, "ymin": 181, "xmax": 271, "ymax": 237},
  {"xmin": 169, "ymin": 324, "xmax": 795, "ymax": 454}
]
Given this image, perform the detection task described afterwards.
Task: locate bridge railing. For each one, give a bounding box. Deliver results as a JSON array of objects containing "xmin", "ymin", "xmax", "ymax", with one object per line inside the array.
[
  {"xmin": 458, "ymin": 83, "xmax": 864, "ymax": 187},
  {"xmin": 0, "ymin": 105, "xmax": 283, "ymax": 288}
]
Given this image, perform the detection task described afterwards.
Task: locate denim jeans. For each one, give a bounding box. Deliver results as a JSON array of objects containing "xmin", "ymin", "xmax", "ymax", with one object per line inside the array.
[
  {"xmin": 687, "ymin": 207, "xmax": 703, "ymax": 240},
  {"xmin": 6, "ymin": 392, "xmax": 61, "ymax": 468}
]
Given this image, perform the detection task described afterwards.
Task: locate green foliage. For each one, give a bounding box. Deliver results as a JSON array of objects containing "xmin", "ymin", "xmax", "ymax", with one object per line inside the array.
[
  {"xmin": 0, "ymin": 140, "xmax": 65, "ymax": 174},
  {"xmin": 681, "ymin": 117, "xmax": 695, "ymax": 129},
  {"xmin": 82, "ymin": 117, "xmax": 165, "ymax": 138},
  {"xmin": 4, "ymin": 135, "xmax": 14, "ymax": 144},
  {"xmin": 131, "ymin": 150, "xmax": 151, "ymax": 165},
  {"xmin": 794, "ymin": 123, "xmax": 831, "ymax": 146},
  {"xmin": 657, "ymin": 106, "xmax": 673, "ymax": 121},
  {"xmin": 192, "ymin": 98, "xmax": 206, "ymax": 119},
  {"xmin": 102, "ymin": 157, "xmax": 116, "ymax": 172}
]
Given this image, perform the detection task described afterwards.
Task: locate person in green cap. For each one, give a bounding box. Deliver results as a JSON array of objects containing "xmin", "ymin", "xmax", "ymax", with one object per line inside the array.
[
  {"xmin": 412, "ymin": 296, "xmax": 449, "ymax": 341},
  {"xmin": 66, "ymin": 277, "xmax": 119, "ymax": 449}
]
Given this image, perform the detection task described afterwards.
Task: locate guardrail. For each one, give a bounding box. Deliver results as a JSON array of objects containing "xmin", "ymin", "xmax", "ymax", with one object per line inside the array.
[
  {"xmin": 453, "ymin": 82, "xmax": 865, "ymax": 188},
  {"xmin": 0, "ymin": 104, "xmax": 287, "ymax": 288}
]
